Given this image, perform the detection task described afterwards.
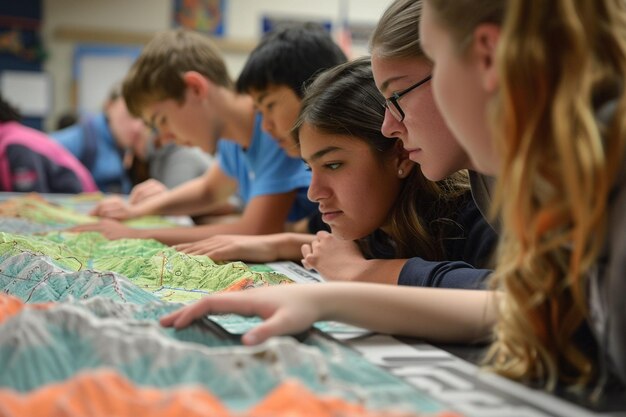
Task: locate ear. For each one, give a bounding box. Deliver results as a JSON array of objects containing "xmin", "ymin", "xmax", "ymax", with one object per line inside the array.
[
  {"xmin": 471, "ymin": 23, "xmax": 501, "ymax": 93},
  {"xmin": 393, "ymin": 140, "xmax": 415, "ymax": 178},
  {"xmin": 182, "ymin": 71, "xmax": 212, "ymax": 98}
]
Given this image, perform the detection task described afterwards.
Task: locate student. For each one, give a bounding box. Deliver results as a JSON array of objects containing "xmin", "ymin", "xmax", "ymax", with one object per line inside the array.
[
  {"xmin": 182, "ymin": 58, "xmax": 494, "ymax": 286},
  {"xmin": 178, "ymin": 0, "xmax": 495, "ymax": 288},
  {"xmin": 51, "ymin": 83, "xmax": 152, "ymax": 194},
  {"xmin": 236, "ymin": 23, "xmax": 346, "ymax": 160},
  {"xmin": 100, "ymin": 130, "xmax": 218, "ymax": 213},
  {"xmin": 0, "ymin": 94, "xmax": 97, "ymax": 194},
  {"xmin": 74, "ymin": 29, "xmax": 316, "ymax": 245},
  {"xmin": 162, "ymin": 0, "xmax": 626, "ymax": 390},
  {"xmin": 174, "ymin": 23, "xmax": 345, "ymax": 256}
]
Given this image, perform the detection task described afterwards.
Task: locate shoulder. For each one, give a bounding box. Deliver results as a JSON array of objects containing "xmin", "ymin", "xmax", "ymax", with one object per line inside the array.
[{"xmin": 1, "ymin": 122, "xmax": 64, "ymax": 154}]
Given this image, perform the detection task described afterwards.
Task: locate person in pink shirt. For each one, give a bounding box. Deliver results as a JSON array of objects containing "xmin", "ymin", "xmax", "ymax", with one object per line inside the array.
[{"xmin": 0, "ymin": 94, "xmax": 97, "ymax": 193}]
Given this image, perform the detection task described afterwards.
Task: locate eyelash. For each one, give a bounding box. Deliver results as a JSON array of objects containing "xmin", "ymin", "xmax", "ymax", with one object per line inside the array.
[{"xmin": 303, "ymin": 162, "xmax": 342, "ymax": 172}]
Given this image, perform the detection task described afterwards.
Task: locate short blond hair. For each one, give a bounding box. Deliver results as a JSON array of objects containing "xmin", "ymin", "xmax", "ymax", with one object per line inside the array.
[{"xmin": 123, "ymin": 29, "xmax": 233, "ymax": 117}]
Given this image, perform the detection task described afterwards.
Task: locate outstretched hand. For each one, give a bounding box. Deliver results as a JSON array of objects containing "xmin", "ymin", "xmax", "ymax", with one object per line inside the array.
[
  {"xmin": 174, "ymin": 234, "xmax": 279, "ymax": 262},
  {"xmin": 160, "ymin": 285, "xmax": 323, "ymax": 345},
  {"xmin": 68, "ymin": 218, "xmax": 142, "ymax": 240},
  {"xmin": 129, "ymin": 179, "xmax": 167, "ymax": 204},
  {"xmin": 89, "ymin": 196, "xmax": 138, "ymax": 220}
]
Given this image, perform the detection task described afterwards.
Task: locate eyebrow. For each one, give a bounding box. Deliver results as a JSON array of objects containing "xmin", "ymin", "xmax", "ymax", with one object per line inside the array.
[
  {"xmin": 379, "ymin": 75, "xmax": 407, "ymax": 94},
  {"xmin": 254, "ymin": 91, "xmax": 270, "ymax": 106},
  {"xmin": 148, "ymin": 111, "xmax": 159, "ymax": 128},
  {"xmin": 301, "ymin": 146, "xmax": 342, "ymax": 164}
]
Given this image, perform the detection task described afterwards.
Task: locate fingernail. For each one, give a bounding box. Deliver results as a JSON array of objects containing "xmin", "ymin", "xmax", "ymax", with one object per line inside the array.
[{"xmin": 243, "ymin": 333, "xmax": 257, "ymax": 345}]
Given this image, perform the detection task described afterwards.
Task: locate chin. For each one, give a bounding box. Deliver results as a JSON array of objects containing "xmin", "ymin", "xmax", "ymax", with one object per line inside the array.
[{"xmin": 329, "ymin": 228, "xmax": 359, "ymax": 241}]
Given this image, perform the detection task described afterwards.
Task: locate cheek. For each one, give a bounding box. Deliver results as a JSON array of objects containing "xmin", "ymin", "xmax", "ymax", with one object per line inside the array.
[
  {"xmin": 431, "ymin": 67, "xmax": 454, "ymax": 118},
  {"xmin": 353, "ymin": 171, "xmax": 397, "ymax": 229},
  {"xmin": 432, "ymin": 66, "xmax": 471, "ymax": 141},
  {"xmin": 277, "ymin": 108, "xmax": 299, "ymax": 133}
]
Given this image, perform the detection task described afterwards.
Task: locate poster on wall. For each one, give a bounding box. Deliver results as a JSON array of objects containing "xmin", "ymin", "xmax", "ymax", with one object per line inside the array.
[
  {"xmin": 173, "ymin": 0, "xmax": 225, "ymax": 36},
  {"xmin": 262, "ymin": 16, "xmax": 332, "ymax": 35}
]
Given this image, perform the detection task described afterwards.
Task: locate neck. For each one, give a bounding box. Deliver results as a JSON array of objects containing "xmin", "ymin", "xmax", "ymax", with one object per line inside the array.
[{"xmin": 219, "ymin": 92, "xmax": 255, "ymax": 148}]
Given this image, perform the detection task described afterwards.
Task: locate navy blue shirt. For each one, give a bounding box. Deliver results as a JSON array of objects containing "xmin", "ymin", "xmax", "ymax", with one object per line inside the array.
[{"xmin": 362, "ymin": 195, "xmax": 496, "ymax": 289}]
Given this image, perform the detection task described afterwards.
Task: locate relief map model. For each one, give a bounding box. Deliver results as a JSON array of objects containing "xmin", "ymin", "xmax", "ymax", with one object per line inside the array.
[{"xmin": 0, "ymin": 194, "xmax": 462, "ymax": 417}]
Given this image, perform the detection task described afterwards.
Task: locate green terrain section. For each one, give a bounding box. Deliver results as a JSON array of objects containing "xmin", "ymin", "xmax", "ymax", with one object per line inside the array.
[
  {"xmin": 0, "ymin": 231, "xmax": 293, "ymax": 302},
  {"xmin": 0, "ymin": 195, "xmax": 178, "ymax": 228}
]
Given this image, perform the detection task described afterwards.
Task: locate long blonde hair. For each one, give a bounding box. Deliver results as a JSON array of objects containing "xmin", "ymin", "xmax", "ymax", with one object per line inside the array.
[{"xmin": 430, "ymin": 0, "xmax": 626, "ymax": 388}]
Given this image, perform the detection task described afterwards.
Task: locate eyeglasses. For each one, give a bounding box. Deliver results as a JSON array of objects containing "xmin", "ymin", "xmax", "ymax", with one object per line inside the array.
[{"xmin": 384, "ymin": 74, "xmax": 432, "ymax": 122}]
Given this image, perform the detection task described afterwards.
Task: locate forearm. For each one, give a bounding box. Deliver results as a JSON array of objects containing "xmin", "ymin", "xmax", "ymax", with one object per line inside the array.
[
  {"xmin": 315, "ymin": 283, "xmax": 496, "ymax": 343},
  {"xmin": 132, "ymin": 177, "xmax": 215, "ymax": 217},
  {"xmin": 273, "ymin": 233, "xmax": 315, "ymax": 260},
  {"xmin": 350, "ymin": 259, "xmax": 407, "ymax": 284},
  {"xmin": 144, "ymin": 220, "xmax": 285, "ymax": 246}
]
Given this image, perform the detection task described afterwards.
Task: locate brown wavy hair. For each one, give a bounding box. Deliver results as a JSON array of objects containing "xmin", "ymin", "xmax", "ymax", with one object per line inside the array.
[{"xmin": 429, "ymin": 0, "xmax": 626, "ymax": 388}]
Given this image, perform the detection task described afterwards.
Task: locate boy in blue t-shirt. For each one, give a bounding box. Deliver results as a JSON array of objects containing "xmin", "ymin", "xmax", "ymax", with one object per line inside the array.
[
  {"xmin": 78, "ymin": 29, "xmax": 315, "ymax": 246},
  {"xmin": 173, "ymin": 24, "xmax": 348, "ymax": 257}
]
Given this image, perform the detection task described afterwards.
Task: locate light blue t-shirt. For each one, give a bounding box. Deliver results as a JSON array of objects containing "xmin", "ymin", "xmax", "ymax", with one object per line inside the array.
[
  {"xmin": 51, "ymin": 113, "xmax": 131, "ymax": 194},
  {"xmin": 218, "ymin": 113, "xmax": 316, "ymax": 222}
]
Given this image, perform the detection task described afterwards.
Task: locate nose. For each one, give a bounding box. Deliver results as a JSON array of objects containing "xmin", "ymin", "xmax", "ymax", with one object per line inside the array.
[
  {"xmin": 130, "ymin": 118, "xmax": 147, "ymax": 136},
  {"xmin": 155, "ymin": 123, "xmax": 174, "ymax": 140},
  {"xmin": 306, "ymin": 170, "xmax": 330, "ymax": 203},
  {"xmin": 261, "ymin": 114, "xmax": 274, "ymax": 134},
  {"xmin": 380, "ymin": 108, "xmax": 406, "ymax": 139}
]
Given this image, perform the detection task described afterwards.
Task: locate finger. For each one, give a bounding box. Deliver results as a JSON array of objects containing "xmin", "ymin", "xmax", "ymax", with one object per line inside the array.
[
  {"xmin": 180, "ymin": 244, "xmax": 208, "ymax": 256},
  {"xmin": 168, "ymin": 293, "xmax": 259, "ymax": 329},
  {"xmin": 128, "ymin": 193, "xmax": 140, "ymax": 205},
  {"xmin": 311, "ymin": 238, "xmax": 322, "ymax": 251},
  {"xmin": 316, "ymin": 230, "xmax": 331, "ymax": 239},
  {"xmin": 131, "ymin": 186, "xmax": 156, "ymax": 203},
  {"xmin": 300, "ymin": 243, "xmax": 311, "ymax": 258},
  {"xmin": 187, "ymin": 248, "xmax": 207, "ymax": 256},
  {"xmin": 176, "ymin": 245, "xmax": 193, "ymax": 254},
  {"xmin": 242, "ymin": 310, "xmax": 306, "ymax": 346},
  {"xmin": 159, "ymin": 309, "xmax": 183, "ymax": 327}
]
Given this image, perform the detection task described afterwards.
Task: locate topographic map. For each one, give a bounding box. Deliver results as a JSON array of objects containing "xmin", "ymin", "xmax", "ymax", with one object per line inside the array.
[{"xmin": 0, "ymin": 194, "xmax": 462, "ymax": 417}]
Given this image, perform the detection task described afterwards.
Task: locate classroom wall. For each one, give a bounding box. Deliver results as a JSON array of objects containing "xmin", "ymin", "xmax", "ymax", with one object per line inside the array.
[{"xmin": 41, "ymin": 0, "xmax": 391, "ymax": 131}]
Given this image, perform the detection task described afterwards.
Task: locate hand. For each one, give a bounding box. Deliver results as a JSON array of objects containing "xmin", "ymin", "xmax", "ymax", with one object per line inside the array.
[
  {"xmin": 160, "ymin": 284, "xmax": 323, "ymax": 345},
  {"xmin": 301, "ymin": 231, "xmax": 366, "ymax": 281},
  {"xmin": 68, "ymin": 218, "xmax": 142, "ymax": 240},
  {"xmin": 175, "ymin": 234, "xmax": 279, "ymax": 262},
  {"xmin": 129, "ymin": 179, "xmax": 167, "ymax": 205},
  {"xmin": 89, "ymin": 196, "xmax": 138, "ymax": 220}
]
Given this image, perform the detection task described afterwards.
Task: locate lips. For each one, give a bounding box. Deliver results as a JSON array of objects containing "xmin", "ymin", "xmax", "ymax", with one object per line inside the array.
[
  {"xmin": 406, "ymin": 147, "xmax": 422, "ymax": 161},
  {"xmin": 320, "ymin": 209, "xmax": 342, "ymax": 222}
]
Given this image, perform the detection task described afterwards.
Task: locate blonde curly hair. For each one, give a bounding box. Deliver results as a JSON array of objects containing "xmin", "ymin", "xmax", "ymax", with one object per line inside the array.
[{"xmin": 429, "ymin": 0, "xmax": 626, "ymax": 389}]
